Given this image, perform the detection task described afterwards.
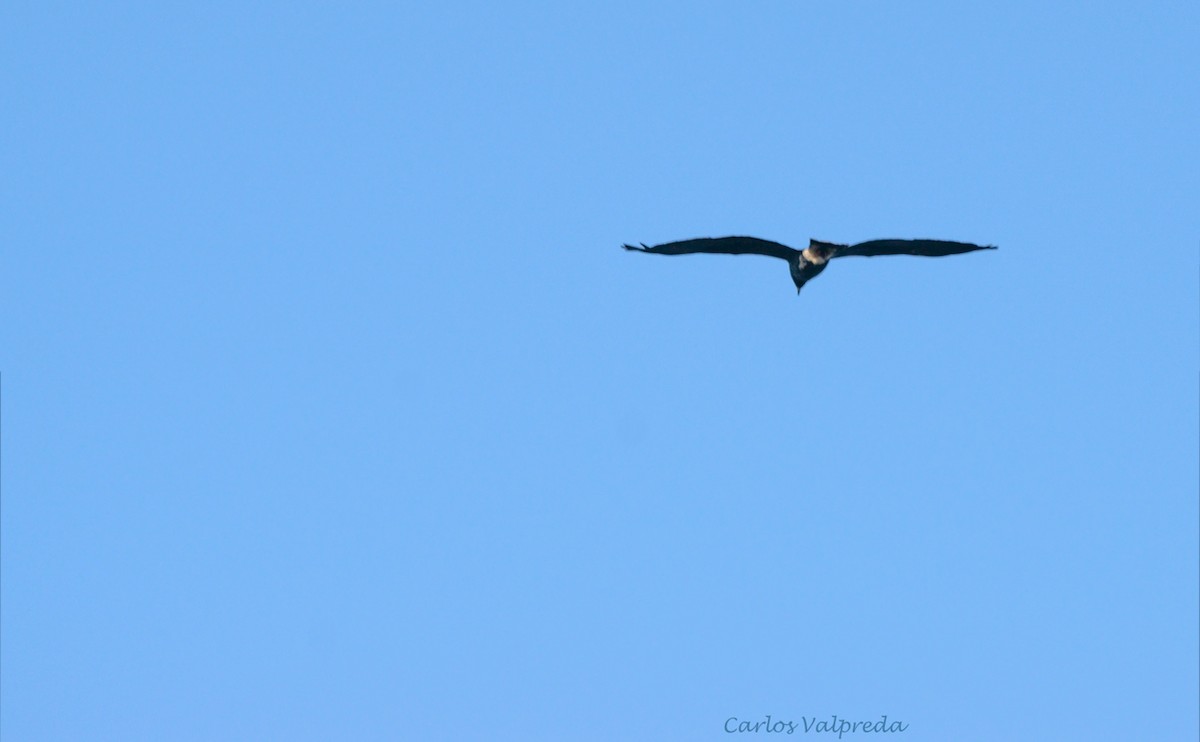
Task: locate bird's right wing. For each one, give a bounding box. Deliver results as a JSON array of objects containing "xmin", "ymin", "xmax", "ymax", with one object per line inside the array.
[
  {"xmin": 835, "ymin": 239, "xmax": 997, "ymax": 258},
  {"xmin": 622, "ymin": 236, "xmax": 799, "ymax": 261}
]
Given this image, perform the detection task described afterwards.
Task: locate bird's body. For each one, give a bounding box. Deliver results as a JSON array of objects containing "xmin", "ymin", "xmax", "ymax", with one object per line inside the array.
[{"xmin": 623, "ymin": 236, "xmax": 996, "ymax": 294}]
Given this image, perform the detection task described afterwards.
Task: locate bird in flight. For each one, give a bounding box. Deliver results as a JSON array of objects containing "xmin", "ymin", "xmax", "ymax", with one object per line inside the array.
[{"xmin": 623, "ymin": 236, "xmax": 996, "ymax": 294}]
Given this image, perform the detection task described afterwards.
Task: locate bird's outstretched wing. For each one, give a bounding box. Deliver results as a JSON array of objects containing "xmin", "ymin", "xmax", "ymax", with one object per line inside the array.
[
  {"xmin": 623, "ymin": 236, "xmax": 799, "ymax": 261},
  {"xmin": 835, "ymin": 239, "xmax": 997, "ymax": 258}
]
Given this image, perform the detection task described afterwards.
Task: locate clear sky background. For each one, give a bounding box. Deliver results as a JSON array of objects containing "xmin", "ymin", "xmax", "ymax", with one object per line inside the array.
[{"xmin": 3, "ymin": 2, "xmax": 1197, "ymax": 740}]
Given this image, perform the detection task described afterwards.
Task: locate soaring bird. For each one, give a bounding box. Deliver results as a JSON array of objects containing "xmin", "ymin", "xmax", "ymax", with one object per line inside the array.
[{"xmin": 623, "ymin": 236, "xmax": 996, "ymax": 294}]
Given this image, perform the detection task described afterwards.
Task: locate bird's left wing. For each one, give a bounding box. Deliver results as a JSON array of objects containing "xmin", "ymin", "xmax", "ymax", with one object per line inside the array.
[
  {"xmin": 623, "ymin": 236, "xmax": 799, "ymax": 261},
  {"xmin": 835, "ymin": 239, "xmax": 997, "ymax": 258}
]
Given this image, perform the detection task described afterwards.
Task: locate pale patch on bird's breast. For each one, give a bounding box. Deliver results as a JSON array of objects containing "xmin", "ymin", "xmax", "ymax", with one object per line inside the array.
[{"xmin": 801, "ymin": 247, "xmax": 830, "ymax": 265}]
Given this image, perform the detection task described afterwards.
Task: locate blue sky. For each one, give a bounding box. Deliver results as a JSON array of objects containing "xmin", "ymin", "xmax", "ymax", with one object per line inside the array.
[{"xmin": 2, "ymin": 2, "xmax": 1197, "ymax": 740}]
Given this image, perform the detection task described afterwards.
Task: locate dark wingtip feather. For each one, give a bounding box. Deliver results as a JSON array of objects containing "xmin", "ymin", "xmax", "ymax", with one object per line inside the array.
[{"xmin": 622, "ymin": 243, "xmax": 647, "ymax": 251}]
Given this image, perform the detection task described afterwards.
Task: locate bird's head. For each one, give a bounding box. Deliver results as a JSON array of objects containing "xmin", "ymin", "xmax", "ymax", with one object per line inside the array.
[{"xmin": 803, "ymin": 239, "xmax": 840, "ymax": 265}]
